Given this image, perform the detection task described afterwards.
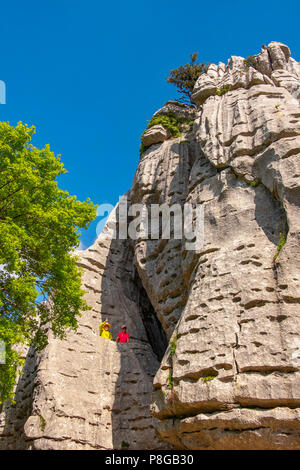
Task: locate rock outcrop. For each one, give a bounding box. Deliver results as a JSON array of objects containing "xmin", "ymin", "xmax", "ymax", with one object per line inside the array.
[
  {"xmin": 0, "ymin": 215, "xmax": 168, "ymax": 450},
  {"xmin": 142, "ymin": 125, "xmax": 171, "ymax": 147},
  {"xmin": 1, "ymin": 41, "xmax": 300, "ymax": 450}
]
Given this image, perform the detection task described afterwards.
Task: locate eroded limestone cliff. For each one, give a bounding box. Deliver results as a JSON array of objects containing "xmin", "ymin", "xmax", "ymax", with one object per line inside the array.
[{"xmin": 1, "ymin": 41, "xmax": 300, "ymax": 450}]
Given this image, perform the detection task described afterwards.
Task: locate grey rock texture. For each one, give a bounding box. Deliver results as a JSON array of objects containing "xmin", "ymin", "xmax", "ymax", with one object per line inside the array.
[
  {"xmin": 0, "ymin": 345, "xmax": 36, "ymax": 449},
  {"xmin": 149, "ymin": 41, "xmax": 300, "ymax": 449},
  {"xmin": 142, "ymin": 124, "xmax": 171, "ymax": 147},
  {"xmin": 0, "ymin": 216, "xmax": 168, "ymax": 450},
  {"xmin": 1, "ymin": 41, "xmax": 300, "ymax": 450},
  {"xmin": 153, "ymin": 100, "xmax": 197, "ymax": 121}
]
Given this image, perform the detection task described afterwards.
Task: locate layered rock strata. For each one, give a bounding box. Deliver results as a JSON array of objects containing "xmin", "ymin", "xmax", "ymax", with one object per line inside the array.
[
  {"xmin": 149, "ymin": 42, "xmax": 300, "ymax": 449},
  {"xmin": 1, "ymin": 41, "xmax": 300, "ymax": 450},
  {"xmin": 0, "ymin": 218, "xmax": 168, "ymax": 450}
]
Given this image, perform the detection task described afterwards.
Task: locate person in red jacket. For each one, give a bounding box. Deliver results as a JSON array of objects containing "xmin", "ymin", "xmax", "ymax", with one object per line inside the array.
[{"xmin": 116, "ymin": 324, "xmax": 130, "ymax": 343}]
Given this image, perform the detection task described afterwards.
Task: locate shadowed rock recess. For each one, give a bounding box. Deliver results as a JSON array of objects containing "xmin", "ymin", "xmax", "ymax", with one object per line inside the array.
[{"xmin": 1, "ymin": 41, "xmax": 300, "ymax": 450}]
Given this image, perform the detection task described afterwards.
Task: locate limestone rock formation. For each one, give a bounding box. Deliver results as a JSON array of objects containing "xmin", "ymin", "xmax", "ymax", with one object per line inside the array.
[
  {"xmin": 142, "ymin": 124, "xmax": 171, "ymax": 147},
  {"xmin": 149, "ymin": 41, "xmax": 300, "ymax": 449},
  {"xmin": 153, "ymin": 100, "xmax": 197, "ymax": 121},
  {"xmin": 0, "ymin": 215, "xmax": 168, "ymax": 450},
  {"xmin": 1, "ymin": 41, "xmax": 300, "ymax": 450}
]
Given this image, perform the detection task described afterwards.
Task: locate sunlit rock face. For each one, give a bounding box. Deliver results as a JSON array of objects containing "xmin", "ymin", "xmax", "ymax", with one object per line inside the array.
[
  {"xmin": 139, "ymin": 42, "xmax": 300, "ymax": 450},
  {"xmin": 1, "ymin": 42, "xmax": 300, "ymax": 450},
  {"xmin": 0, "ymin": 209, "xmax": 168, "ymax": 450}
]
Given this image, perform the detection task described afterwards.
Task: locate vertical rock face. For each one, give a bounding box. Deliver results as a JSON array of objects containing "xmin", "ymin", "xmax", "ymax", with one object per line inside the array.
[
  {"xmin": 1, "ymin": 41, "xmax": 300, "ymax": 450},
  {"xmin": 0, "ymin": 218, "xmax": 168, "ymax": 450}
]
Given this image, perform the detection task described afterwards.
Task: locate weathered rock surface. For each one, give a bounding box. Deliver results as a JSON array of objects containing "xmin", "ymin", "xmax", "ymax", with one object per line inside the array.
[
  {"xmin": 142, "ymin": 124, "xmax": 171, "ymax": 147},
  {"xmin": 0, "ymin": 216, "xmax": 168, "ymax": 450},
  {"xmin": 1, "ymin": 41, "xmax": 300, "ymax": 450},
  {"xmin": 153, "ymin": 100, "xmax": 197, "ymax": 121},
  {"xmin": 149, "ymin": 41, "xmax": 300, "ymax": 449}
]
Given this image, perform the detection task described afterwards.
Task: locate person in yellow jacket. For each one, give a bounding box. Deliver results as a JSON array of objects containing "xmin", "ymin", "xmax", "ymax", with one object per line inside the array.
[{"xmin": 99, "ymin": 317, "xmax": 113, "ymax": 341}]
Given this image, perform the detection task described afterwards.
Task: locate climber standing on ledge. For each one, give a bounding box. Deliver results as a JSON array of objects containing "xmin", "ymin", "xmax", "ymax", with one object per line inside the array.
[
  {"xmin": 116, "ymin": 324, "xmax": 130, "ymax": 343},
  {"xmin": 99, "ymin": 317, "xmax": 113, "ymax": 341}
]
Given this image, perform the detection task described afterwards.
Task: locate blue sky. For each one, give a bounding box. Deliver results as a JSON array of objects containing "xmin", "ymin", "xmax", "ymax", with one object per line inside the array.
[{"xmin": 0, "ymin": 0, "xmax": 299, "ymax": 248}]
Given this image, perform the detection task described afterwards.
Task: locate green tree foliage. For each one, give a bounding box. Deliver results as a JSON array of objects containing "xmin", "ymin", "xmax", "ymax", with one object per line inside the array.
[
  {"xmin": 166, "ymin": 53, "xmax": 209, "ymax": 105},
  {"xmin": 0, "ymin": 122, "xmax": 97, "ymax": 403}
]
